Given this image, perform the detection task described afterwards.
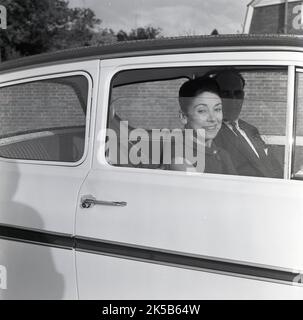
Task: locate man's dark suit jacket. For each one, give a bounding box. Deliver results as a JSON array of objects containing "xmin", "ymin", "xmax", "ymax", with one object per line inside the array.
[{"xmin": 214, "ymin": 119, "xmax": 283, "ymax": 178}]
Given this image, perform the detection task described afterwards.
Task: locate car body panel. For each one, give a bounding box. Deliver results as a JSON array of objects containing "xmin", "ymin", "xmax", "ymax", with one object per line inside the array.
[{"xmin": 1, "ymin": 35, "xmax": 303, "ymax": 299}]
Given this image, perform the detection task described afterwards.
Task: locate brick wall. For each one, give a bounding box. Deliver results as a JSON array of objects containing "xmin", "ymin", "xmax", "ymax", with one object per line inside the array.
[
  {"xmin": 112, "ymin": 79, "xmax": 185, "ymax": 130},
  {"xmin": 0, "ymin": 81, "xmax": 85, "ymax": 137},
  {"xmin": 250, "ymin": 1, "xmax": 303, "ymax": 34},
  {"xmin": 241, "ymin": 71, "xmax": 287, "ymax": 135},
  {"xmin": 0, "ymin": 71, "xmax": 298, "ymax": 140},
  {"xmin": 112, "ymin": 71, "xmax": 288, "ymax": 136}
]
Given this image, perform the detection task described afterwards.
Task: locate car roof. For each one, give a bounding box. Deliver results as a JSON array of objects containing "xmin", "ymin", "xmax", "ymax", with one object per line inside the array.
[{"xmin": 1, "ymin": 34, "xmax": 303, "ymax": 74}]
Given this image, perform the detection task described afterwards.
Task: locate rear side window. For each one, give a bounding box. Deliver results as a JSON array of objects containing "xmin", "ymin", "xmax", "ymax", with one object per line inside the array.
[
  {"xmin": 106, "ymin": 67, "xmax": 287, "ymax": 179},
  {"xmin": 0, "ymin": 75, "xmax": 89, "ymax": 162}
]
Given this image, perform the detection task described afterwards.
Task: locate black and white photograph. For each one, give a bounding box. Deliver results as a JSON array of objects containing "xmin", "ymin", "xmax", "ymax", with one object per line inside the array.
[{"xmin": 1, "ymin": 0, "xmax": 303, "ymax": 304}]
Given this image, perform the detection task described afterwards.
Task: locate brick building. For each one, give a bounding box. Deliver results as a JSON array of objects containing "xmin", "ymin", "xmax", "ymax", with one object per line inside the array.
[{"xmin": 244, "ymin": 0, "xmax": 303, "ymax": 34}]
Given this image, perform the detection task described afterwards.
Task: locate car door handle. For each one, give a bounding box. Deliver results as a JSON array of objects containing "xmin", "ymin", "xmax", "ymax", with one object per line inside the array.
[{"xmin": 80, "ymin": 195, "xmax": 127, "ymax": 209}]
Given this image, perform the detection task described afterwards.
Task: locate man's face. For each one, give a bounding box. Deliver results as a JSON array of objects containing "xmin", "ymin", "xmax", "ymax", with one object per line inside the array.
[{"xmin": 216, "ymin": 72, "xmax": 244, "ymax": 121}]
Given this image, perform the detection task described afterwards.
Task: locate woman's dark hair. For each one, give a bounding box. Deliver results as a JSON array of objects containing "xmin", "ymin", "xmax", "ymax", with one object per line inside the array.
[{"xmin": 179, "ymin": 77, "xmax": 220, "ymax": 113}]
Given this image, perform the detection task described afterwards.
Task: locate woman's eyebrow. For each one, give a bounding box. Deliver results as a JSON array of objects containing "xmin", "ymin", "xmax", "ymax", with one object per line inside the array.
[
  {"xmin": 193, "ymin": 103, "xmax": 208, "ymax": 108},
  {"xmin": 194, "ymin": 102, "xmax": 222, "ymax": 108}
]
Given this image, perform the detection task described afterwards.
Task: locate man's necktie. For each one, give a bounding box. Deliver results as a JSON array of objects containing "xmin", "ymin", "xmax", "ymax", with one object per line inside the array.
[
  {"xmin": 230, "ymin": 121, "xmax": 259, "ymax": 158},
  {"xmin": 230, "ymin": 121, "xmax": 268, "ymax": 160},
  {"xmin": 230, "ymin": 121, "xmax": 241, "ymax": 136},
  {"xmin": 229, "ymin": 121, "xmax": 276, "ymax": 177}
]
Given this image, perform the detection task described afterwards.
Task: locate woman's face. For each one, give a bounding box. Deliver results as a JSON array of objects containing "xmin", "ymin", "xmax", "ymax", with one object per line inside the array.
[{"xmin": 184, "ymin": 91, "xmax": 223, "ymax": 141}]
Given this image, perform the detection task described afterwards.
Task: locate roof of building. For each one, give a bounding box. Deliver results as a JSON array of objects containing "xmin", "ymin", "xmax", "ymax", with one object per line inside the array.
[
  {"xmin": 248, "ymin": 0, "xmax": 300, "ymax": 7},
  {"xmin": 1, "ymin": 34, "xmax": 303, "ymax": 73}
]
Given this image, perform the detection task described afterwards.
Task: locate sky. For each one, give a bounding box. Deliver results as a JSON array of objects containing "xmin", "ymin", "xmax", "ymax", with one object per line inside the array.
[{"xmin": 68, "ymin": 0, "xmax": 248, "ymax": 36}]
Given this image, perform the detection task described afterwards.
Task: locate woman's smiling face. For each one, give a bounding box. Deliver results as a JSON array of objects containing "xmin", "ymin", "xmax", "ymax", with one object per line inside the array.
[{"xmin": 184, "ymin": 91, "xmax": 223, "ymax": 141}]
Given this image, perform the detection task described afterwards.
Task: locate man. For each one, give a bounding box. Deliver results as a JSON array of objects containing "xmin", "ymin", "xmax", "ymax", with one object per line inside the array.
[{"xmin": 213, "ymin": 69, "xmax": 283, "ymax": 178}]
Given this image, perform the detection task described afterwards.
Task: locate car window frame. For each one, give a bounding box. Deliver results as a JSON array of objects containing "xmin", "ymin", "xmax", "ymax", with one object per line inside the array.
[
  {"xmin": 103, "ymin": 62, "xmax": 292, "ymax": 181},
  {"xmin": 290, "ymin": 67, "xmax": 303, "ymax": 180},
  {"xmin": 0, "ymin": 70, "xmax": 93, "ymax": 167}
]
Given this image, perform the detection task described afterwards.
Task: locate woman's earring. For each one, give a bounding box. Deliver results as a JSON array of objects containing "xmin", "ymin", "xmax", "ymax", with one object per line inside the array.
[{"xmin": 180, "ymin": 112, "xmax": 187, "ymax": 125}]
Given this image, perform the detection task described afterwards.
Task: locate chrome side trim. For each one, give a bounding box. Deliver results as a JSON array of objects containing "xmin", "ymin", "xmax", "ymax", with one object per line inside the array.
[{"xmin": 0, "ymin": 223, "xmax": 302, "ymax": 286}]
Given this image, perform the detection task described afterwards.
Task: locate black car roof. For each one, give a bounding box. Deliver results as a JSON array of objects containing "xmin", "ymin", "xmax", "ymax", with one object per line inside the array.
[{"xmin": 1, "ymin": 34, "xmax": 303, "ymax": 74}]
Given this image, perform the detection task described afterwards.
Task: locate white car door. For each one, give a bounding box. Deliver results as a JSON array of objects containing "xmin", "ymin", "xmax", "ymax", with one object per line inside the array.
[
  {"xmin": 75, "ymin": 53, "xmax": 303, "ymax": 299},
  {"xmin": 0, "ymin": 60, "xmax": 99, "ymax": 299}
]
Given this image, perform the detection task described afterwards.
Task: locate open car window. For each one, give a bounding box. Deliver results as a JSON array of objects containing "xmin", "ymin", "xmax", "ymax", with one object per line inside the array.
[{"xmin": 107, "ymin": 66, "xmax": 287, "ymax": 179}]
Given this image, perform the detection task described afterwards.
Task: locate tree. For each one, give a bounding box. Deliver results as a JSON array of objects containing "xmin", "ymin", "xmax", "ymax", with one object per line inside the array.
[
  {"xmin": 90, "ymin": 28, "xmax": 117, "ymax": 46},
  {"xmin": 0, "ymin": 0, "xmax": 102, "ymax": 61},
  {"xmin": 117, "ymin": 26, "xmax": 162, "ymax": 41},
  {"xmin": 0, "ymin": 1, "xmax": 162, "ymax": 62},
  {"xmin": 51, "ymin": 7, "xmax": 103, "ymax": 50}
]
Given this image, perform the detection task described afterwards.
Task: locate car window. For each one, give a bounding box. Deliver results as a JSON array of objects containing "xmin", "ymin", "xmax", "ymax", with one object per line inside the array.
[
  {"xmin": 0, "ymin": 75, "xmax": 89, "ymax": 162},
  {"xmin": 107, "ymin": 67, "xmax": 287, "ymax": 179}
]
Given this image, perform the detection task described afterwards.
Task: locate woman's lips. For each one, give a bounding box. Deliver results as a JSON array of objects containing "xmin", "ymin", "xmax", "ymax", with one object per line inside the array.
[{"xmin": 204, "ymin": 125, "xmax": 218, "ymax": 130}]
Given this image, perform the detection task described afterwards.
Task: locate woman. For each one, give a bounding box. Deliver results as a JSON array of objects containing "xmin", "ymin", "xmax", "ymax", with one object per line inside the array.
[{"xmin": 168, "ymin": 76, "xmax": 236, "ymax": 175}]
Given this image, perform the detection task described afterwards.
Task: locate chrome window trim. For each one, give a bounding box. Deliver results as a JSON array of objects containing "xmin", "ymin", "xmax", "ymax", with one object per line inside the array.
[
  {"xmin": 291, "ymin": 68, "xmax": 303, "ymax": 180},
  {"xmin": 285, "ymin": 66, "xmax": 295, "ymax": 179}
]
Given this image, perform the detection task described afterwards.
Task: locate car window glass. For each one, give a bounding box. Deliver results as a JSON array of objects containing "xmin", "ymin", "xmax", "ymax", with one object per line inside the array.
[
  {"xmin": 0, "ymin": 75, "xmax": 88, "ymax": 162},
  {"xmin": 236, "ymin": 70, "xmax": 287, "ymax": 178},
  {"xmin": 107, "ymin": 68, "xmax": 287, "ymax": 179}
]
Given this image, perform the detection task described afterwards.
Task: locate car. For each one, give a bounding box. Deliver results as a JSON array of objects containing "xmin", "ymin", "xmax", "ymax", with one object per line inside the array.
[{"xmin": 1, "ymin": 34, "xmax": 303, "ymax": 299}]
